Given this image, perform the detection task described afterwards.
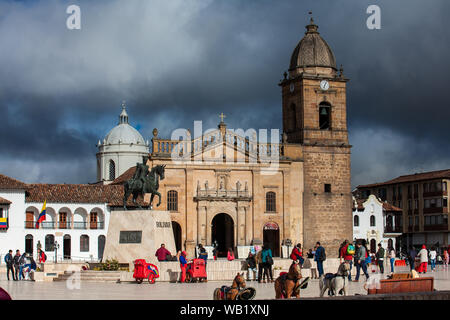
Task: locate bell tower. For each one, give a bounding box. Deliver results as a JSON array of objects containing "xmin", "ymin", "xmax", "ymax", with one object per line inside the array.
[{"xmin": 280, "ymin": 17, "xmax": 352, "ymax": 254}]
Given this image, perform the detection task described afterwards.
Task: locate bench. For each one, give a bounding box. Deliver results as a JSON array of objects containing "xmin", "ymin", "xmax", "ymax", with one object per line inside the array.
[{"xmin": 367, "ymin": 276, "xmax": 434, "ymax": 294}]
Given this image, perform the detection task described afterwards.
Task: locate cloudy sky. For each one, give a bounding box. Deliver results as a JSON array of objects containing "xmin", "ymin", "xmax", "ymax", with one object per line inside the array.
[{"xmin": 0, "ymin": 0, "xmax": 449, "ymax": 188}]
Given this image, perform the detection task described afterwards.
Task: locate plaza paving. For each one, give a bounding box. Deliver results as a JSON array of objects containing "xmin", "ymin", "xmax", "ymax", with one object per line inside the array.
[{"xmin": 2, "ymin": 265, "xmax": 450, "ymax": 300}]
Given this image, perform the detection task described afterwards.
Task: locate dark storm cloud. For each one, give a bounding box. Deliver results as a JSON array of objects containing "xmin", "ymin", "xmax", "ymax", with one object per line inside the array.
[{"xmin": 0, "ymin": 0, "xmax": 449, "ymax": 186}]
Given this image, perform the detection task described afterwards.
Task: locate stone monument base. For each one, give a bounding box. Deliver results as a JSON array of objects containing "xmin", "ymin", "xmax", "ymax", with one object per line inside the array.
[{"xmin": 103, "ymin": 210, "xmax": 176, "ymax": 264}]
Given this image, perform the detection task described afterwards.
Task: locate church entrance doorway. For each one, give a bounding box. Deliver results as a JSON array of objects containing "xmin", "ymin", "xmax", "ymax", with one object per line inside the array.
[
  {"xmin": 211, "ymin": 213, "xmax": 234, "ymax": 257},
  {"xmin": 370, "ymin": 239, "xmax": 376, "ymax": 253},
  {"xmin": 172, "ymin": 221, "xmax": 182, "ymax": 252},
  {"xmin": 263, "ymin": 222, "xmax": 280, "ymax": 257},
  {"xmin": 63, "ymin": 234, "xmax": 71, "ymax": 259}
]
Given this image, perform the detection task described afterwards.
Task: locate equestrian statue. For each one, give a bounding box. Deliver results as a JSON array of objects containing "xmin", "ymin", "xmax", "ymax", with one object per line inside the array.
[{"xmin": 123, "ymin": 156, "xmax": 166, "ymax": 210}]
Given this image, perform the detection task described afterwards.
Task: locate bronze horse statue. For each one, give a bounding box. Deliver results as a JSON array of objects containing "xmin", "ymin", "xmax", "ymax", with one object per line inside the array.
[{"xmin": 123, "ymin": 164, "xmax": 166, "ymax": 210}]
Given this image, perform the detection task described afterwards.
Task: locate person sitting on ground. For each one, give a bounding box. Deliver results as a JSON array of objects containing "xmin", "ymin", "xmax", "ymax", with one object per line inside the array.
[
  {"xmin": 155, "ymin": 244, "xmax": 172, "ymax": 262},
  {"xmin": 227, "ymin": 248, "xmax": 235, "ymax": 261},
  {"xmin": 24, "ymin": 254, "xmax": 37, "ymax": 281}
]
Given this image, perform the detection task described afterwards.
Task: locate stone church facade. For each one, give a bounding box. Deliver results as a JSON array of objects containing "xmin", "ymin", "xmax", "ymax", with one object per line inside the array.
[{"xmin": 113, "ymin": 18, "xmax": 352, "ymax": 258}]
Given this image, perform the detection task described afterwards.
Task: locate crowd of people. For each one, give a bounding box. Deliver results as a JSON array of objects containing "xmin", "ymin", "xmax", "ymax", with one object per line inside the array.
[{"xmin": 3, "ymin": 248, "xmax": 46, "ymax": 281}]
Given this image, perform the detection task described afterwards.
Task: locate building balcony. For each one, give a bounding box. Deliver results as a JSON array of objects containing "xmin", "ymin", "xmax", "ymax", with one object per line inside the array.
[
  {"xmin": 424, "ymin": 224, "xmax": 448, "ymax": 231},
  {"xmin": 89, "ymin": 221, "xmax": 105, "ymax": 230},
  {"xmin": 384, "ymin": 226, "xmax": 402, "ymax": 234},
  {"xmin": 25, "ymin": 221, "xmax": 56, "ymax": 229},
  {"xmin": 423, "ymin": 207, "xmax": 448, "ymax": 214},
  {"xmin": 194, "ymin": 189, "xmax": 252, "ymax": 201},
  {"xmin": 73, "ymin": 222, "xmax": 88, "ymax": 229},
  {"xmin": 423, "ymin": 191, "xmax": 445, "ymax": 197},
  {"xmin": 58, "ymin": 222, "xmax": 71, "ymax": 229}
]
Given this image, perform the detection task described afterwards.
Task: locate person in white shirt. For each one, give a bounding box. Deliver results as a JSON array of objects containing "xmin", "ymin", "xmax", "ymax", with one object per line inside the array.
[
  {"xmin": 417, "ymin": 245, "xmax": 428, "ymax": 274},
  {"xmin": 389, "ymin": 248, "xmax": 396, "ymax": 273},
  {"xmin": 429, "ymin": 247, "xmax": 437, "ymax": 272}
]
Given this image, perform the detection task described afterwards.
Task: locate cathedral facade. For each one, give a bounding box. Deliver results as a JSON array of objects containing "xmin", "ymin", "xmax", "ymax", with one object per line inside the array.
[{"xmin": 110, "ymin": 18, "xmax": 352, "ymax": 258}]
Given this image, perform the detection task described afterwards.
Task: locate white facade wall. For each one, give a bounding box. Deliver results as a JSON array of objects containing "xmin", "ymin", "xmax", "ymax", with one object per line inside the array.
[
  {"xmin": 0, "ymin": 191, "xmax": 110, "ymax": 263},
  {"xmin": 352, "ymin": 195, "xmax": 398, "ymax": 251}
]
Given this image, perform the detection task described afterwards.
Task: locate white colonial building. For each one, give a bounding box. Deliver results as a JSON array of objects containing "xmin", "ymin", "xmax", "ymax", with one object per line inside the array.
[
  {"xmin": 0, "ymin": 174, "xmax": 125, "ymax": 262},
  {"xmin": 352, "ymin": 194, "xmax": 403, "ymax": 252},
  {"xmin": 96, "ymin": 103, "xmax": 149, "ymax": 183}
]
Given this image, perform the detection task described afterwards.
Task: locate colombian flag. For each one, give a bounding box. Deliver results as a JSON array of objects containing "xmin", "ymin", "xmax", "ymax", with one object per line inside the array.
[
  {"xmin": 0, "ymin": 218, "xmax": 7, "ymax": 229},
  {"xmin": 35, "ymin": 200, "xmax": 46, "ymax": 229}
]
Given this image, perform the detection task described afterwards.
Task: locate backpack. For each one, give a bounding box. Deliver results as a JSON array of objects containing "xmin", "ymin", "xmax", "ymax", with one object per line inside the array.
[
  {"xmin": 320, "ymin": 248, "xmax": 326, "ymax": 261},
  {"xmin": 347, "ymin": 244, "xmax": 355, "ymax": 255},
  {"xmin": 43, "ymin": 253, "xmax": 47, "ymax": 261}
]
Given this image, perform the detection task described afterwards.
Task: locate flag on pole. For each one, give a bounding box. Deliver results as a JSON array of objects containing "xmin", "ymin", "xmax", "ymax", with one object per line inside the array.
[{"xmin": 35, "ymin": 200, "xmax": 46, "ymax": 229}]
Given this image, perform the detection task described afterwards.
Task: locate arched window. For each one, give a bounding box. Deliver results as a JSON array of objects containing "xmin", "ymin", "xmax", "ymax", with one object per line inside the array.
[
  {"xmin": 266, "ymin": 192, "xmax": 276, "ymax": 212},
  {"xmin": 45, "ymin": 234, "xmax": 55, "ymax": 252},
  {"xmin": 354, "ymin": 215, "xmax": 359, "ymax": 227},
  {"xmin": 80, "ymin": 235, "xmax": 89, "ymax": 252},
  {"xmin": 167, "ymin": 190, "xmax": 178, "ymax": 211},
  {"xmin": 319, "ymin": 102, "xmax": 331, "ymax": 130},
  {"xmin": 109, "ymin": 160, "xmax": 115, "ymax": 180},
  {"xmin": 370, "ymin": 215, "xmax": 376, "ymax": 227}
]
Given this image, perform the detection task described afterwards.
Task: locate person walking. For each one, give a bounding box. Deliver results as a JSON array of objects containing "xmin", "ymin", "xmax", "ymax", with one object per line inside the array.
[
  {"xmin": 354, "ymin": 241, "xmax": 369, "ymax": 281},
  {"xmin": 417, "ymin": 245, "xmax": 428, "ymax": 274},
  {"xmin": 246, "ymin": 252, "xmax": 258, "ymax": 281},
  {"xmin": 444, "ymin": 248, "xmax": 449, "ymax": 270},
  {"xmin": 256, "ymin": 247, "xmax": 263, "ymax": 283},
  {"xmin": 4, "ymin": 250, "xmax": 15, "ymax": 281},
  {"xmin": 314, "ymin": 242, "xmax": 326, "ymax": 277},
  {"xmin": 340, "ymin": 240, "xmax": 355, "ymax": 281},
  {"xmin": 179, "ymin": 251, "xmax": 188, "ymax": 283},
  {"xmin": 408, "ymin": 246, "xmax": 417, "ymax": 271},
  {"xmin": 429, "ymin": 247, "xmax": 437, "ymax": 272},
  {"xmin": 376, "ymin": 244, "xmax": 385, "ymax": 274},
  {"xmin": 389, "ymin": 247, "xmax": 396, "ymax": 274},
  {"xmin": 13, "ymin": 250, "xmax": 21, "ymax": 281},
  {"xmin": 261, "ymin": 245, "xmax": 274, "ymax": 283}
]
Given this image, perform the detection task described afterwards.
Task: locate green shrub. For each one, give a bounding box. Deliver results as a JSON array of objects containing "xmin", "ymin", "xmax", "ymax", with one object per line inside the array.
[{"xmin": 100, "ymin": 259, "xmax": 119, "ymax": 271}]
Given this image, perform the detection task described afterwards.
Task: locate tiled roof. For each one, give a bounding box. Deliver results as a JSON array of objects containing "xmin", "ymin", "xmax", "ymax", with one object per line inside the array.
[
  {"xmin": 382, "ymin": 202, "xmax": 402, "ymax": 212},
  {"xmin": 352, "ymin": 199, "xmax": 365, "ymax": 211},
  {"xmin": 357, "ymin": 169, "xmax": 450, "ymax": 189},
  {"xmin": 25, "ymin": 183, "xmax": 147, "ymax": 207},
  {"xmin": 110, "ymin": 167, "xmax": 136, "ymax": 185},
  {"xmin": 0, "ymin": 174, "xmax": 28, "ymax": 190},
  {"xmin": 0, "ymin": 196, "xmax": 11, "ymax": 205}
]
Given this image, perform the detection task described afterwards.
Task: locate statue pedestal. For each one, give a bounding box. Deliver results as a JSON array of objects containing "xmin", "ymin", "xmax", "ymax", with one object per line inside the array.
[{"xmin": 103, "ymin": 210, "xmax": 176, "ymax": 264}]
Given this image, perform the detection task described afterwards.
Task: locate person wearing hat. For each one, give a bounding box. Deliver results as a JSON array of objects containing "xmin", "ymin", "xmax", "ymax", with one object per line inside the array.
[
  {"xmin": 179, "ymin": 251, "xmax": 188, "ymax": 283},
  {"xmin": 416, "ymin": 244, "xmax": 428, "ymax": 274}
]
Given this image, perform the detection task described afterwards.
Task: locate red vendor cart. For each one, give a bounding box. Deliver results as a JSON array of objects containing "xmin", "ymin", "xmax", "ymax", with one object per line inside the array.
[
  {"xmin": 186, "ymin": 258, "xmax": 207, "ymax": 283},
  {"xmin": 133, "ymin": 259, "xmax": 160, "ymax": 284}
]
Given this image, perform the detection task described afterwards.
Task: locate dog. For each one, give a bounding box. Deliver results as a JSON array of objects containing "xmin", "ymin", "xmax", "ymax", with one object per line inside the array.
[{"xmin": 319, "ymin": 262, "xmax": 350, "ymax": 297}]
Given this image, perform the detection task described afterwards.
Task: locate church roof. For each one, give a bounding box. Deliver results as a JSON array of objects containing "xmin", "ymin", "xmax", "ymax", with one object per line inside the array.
[
  {"xmin": 101, "ymin": 104, "xmax": 146, "ymax": 146},
  {"xmin": 0, "ymin": 174, "xmax": 28, "ymax": 190},
  {"xmin": 289, "ymin": 17, "xmax": 337, "ymax": 71}
]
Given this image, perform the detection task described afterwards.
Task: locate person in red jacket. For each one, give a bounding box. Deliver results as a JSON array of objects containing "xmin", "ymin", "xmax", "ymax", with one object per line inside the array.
[
  {"xmin": 38, "ymin": 249, "xmax": 46, "ymax": 264},
  {"xmin": 290, "ymin": 243, "xmax": 304, "ymax": 265},
  {"xmin": 155, "ymin": 244, "xmax": 171, "ymax": 261},
  {"xmin": 340, "ymin": 239, "xmax": 355, "ymax": 281}
]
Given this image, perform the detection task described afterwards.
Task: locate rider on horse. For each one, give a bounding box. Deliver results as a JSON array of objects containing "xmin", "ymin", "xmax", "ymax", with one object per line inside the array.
[{"xmin": 131, "ymin": 156, "xmax": 149, "ymax": 189}]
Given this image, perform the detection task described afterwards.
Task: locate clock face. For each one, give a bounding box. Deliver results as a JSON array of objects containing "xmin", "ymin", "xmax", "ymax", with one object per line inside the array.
[
  {"xmin": 290, "ymin": 83, "xmax": 295, "ymax": 93},
  {"xmin": 320, "ymin": 80, "xmax": 330, "ymax": 91}
]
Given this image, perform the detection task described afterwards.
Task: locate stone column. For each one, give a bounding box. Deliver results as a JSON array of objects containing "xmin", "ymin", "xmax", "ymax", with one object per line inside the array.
[
  {"xmin": 237, "ymin": 204, "xmax": 246, "ymax": 246},
  {"xmin": 197, "ymin": 204, "xmax": 207, "ymax": 246},
  {"xmin": 185, "ymin": 168, "xmax": 196, "ymax": 257}
]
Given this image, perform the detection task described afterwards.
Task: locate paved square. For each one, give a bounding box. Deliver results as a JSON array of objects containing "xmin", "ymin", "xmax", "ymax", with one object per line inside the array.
[{"xmin": 2, "ymin": 266, "xmax": 450, "ymax": 300}]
